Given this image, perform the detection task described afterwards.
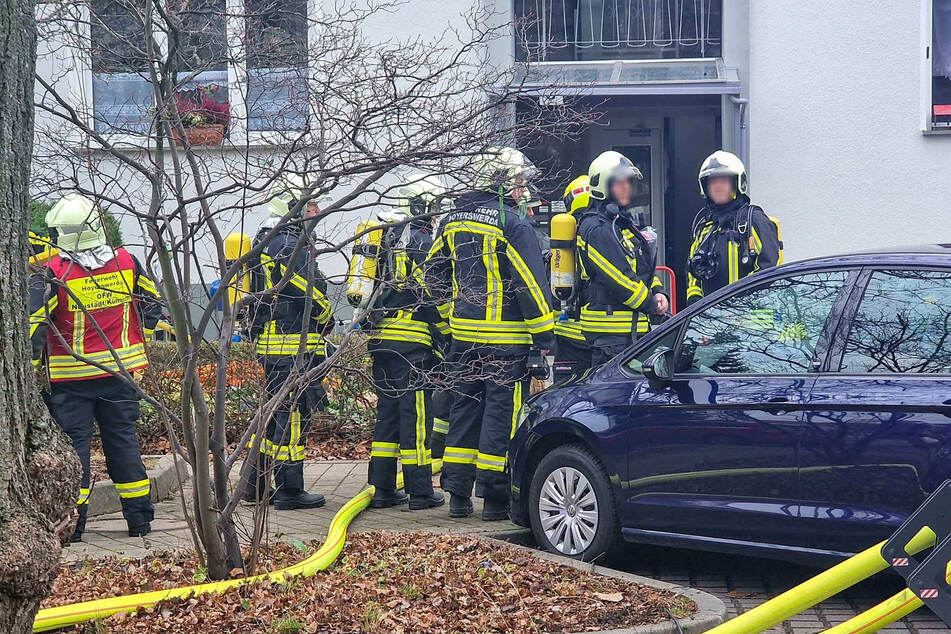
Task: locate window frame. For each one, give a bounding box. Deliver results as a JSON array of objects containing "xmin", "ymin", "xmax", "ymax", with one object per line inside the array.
[
  {"xmin": 826, "ymin": 265, "xmax": 951, "ymax": 377},
  {"xmin": 924, "ymin": 0, "xmax": 951, "ymax": 133},
  {"xmin": 619, "ymin": 266, "xmax": 863, "ymax": 380},
  {"xmin": 85, "ymin": 0, "xmax": 312, "ymax": 143}
]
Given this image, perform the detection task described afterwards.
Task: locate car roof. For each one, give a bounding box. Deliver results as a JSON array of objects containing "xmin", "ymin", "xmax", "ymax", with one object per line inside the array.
[{"xmin": 790, "ymin": 244, "xmax": 951, "ymax": 269}]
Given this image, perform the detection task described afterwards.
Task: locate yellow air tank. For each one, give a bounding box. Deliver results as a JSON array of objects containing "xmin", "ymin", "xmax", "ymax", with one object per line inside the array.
[
  {"xmin": 346, "ymin": 221, "xmax": 382, "ymax": 308},
  {"xmin": 224, "ymin": 232, "xmax": 251, "ymax": 308},
  {"xmin": 549, "ymin": 213, "xmax": 577, "ymax": 303}
]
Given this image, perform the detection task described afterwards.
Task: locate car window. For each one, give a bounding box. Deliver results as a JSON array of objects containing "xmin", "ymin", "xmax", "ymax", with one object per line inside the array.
[
  {"xmin": 676, "ymin": 271, "xmax": 849, "ymax": 375},
  {"xmin": 841, "ymin": 270, "xmax": 951, "ymax": 374}
]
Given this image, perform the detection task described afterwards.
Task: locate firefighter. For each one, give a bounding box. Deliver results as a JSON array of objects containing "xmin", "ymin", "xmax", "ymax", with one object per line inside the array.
[
  {"xmin": 426, "ymin": 147, "xmax": 554, "ymax": 521},
  {"xmin": 245, "ymin": 175, "xmax": 334, "ymax": 510},
  {"xmin": 365, "ymin": 174, "xmax": 449, "ymax": 510},
  {"xmin": 29, "ymin": 194, "xmax": 163, "ymax": 542},
  {"xmin": 551, "ymin": 175, "xmax": 591, "ymax": 383},
  {"xmin": 686, "ymin": 151, "xmax": 783, "ymax": 305},
  {"xmin": 578, "ymin": 151, "xmax": 668, "ymax": 368}
]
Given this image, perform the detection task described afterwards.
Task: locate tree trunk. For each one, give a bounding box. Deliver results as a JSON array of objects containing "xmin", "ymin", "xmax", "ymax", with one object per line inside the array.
[{"xmin": 0, "ymin": 0, "xmax": 82, "ymax": 631}]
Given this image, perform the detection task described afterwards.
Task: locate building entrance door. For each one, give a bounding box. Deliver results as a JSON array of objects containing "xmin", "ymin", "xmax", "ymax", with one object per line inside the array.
[{"xmin": 589, "ymin": 124, "xmax": 666, "ymax": 265}]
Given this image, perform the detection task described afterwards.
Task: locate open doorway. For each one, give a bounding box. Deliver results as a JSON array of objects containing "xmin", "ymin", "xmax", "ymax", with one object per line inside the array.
[{"xmin": 520, "ymin": 94, "xmax": 721, "ymax": 308}]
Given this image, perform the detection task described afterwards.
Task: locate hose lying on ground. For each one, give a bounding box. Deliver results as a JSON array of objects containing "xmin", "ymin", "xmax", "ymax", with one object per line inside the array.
[{"xmin": 33, "ymin": 460, "xmax": 443, "ymax": 633}]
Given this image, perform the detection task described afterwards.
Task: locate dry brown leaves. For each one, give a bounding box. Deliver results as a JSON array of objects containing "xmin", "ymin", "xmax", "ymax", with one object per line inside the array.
[{"xmin": 45, "ymin": 532, "xmax": 694, "ymax": 633}]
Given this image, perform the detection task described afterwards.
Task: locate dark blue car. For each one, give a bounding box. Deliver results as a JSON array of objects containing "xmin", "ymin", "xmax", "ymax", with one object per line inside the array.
[{"xmin": 509, "ymin": 246, "xmax": 951, "ymax": 562}]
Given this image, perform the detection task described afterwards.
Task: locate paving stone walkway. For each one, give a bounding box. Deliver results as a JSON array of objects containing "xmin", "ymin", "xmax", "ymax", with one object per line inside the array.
[
  {"xmin": 67, "ymin": 460, "xmax": 499, "ymax": 561},
  {"xmin": 66, "ymin": 460, "xmax": 949, "ymax": 633}
]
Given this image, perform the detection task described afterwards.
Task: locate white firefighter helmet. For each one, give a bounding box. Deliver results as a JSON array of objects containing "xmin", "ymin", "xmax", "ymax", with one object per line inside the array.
[
  {"xmin": 698, "ymin": 150, "xmax": 748, "ymax": 199},
  {"xmin": 390, "ymin": 173, "xmax": 447, "ymax": 221},
  {"xmin": 472, "ymin": 146, "xmax": 537, "ymax": 194},
  {"xmin": 267, "ymin": 172, "xmax": 311, "ymax": 217},
  {"xmin": 45, "ymin": 193, "xmax": 108, "ymax": 251},
  {"xmin": 587, "ymin": 151, "xmax": 643, "ymax": 202}
]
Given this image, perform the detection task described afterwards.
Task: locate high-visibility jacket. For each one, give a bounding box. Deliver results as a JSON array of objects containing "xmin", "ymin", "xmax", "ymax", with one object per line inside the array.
[
  {"xmin": 686, "ymin": 199, "xmax": 783, "ymax": 304},
  {"xmin": 577, "ymin": 202, "xmax": 664, "ymax": 339},
  {"xmin": 425, "ymin": 191, "xmax": 554, "ymax": 355},
  {"xmin": 29, "ymin": 248, "xmax": 163, "ymax": 382},
  {"xmin": 251, "ymin": 224, "xmax": 333, "ymax": 358},
  {"xmin": 367, "ymin": 222, "xmax": 448, "ymax": 359}
]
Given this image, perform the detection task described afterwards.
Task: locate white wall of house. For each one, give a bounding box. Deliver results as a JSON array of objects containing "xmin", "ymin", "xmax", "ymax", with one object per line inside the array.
[
  {"xmin": 749, "ymin": 0, "xmax": 951, "ymax": 263},
  {"xmin": 31, "ymin": 0, "xmax": 510, "ymax": 294}
]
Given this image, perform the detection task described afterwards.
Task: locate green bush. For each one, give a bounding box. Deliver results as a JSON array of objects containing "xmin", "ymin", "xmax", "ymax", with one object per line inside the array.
[
  {"xmin": 30, "ymin": 199, "xmax": 124, "ymax": 246},
  {"xmin": 137, "ymin": 337, "xmax": 375, "ymax": 449}
]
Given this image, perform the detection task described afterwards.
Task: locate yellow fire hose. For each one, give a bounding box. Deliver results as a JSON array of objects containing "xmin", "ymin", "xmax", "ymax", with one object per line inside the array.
[
  {"xmin": 33, "ymin": 460, "xmax": 442, "ymax": 632},
  {"xmin": 822, "ymin": 588, "xmax": 922, "ymax": 634},
  {"xmin": 706, "ymin": 528, "xmax": 936, "ymax": 634}
]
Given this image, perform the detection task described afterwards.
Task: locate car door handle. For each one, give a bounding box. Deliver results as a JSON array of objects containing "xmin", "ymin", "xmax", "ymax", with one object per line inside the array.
[{"xmin": 767, "ymin": 397, "xmax": 790, "ymax": 404}]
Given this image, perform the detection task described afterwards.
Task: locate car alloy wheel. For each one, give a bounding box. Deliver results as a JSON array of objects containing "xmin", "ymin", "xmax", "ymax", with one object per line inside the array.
[{"xmin": 538, "ymin": 466, "xmax": 599, "ymax": 555}]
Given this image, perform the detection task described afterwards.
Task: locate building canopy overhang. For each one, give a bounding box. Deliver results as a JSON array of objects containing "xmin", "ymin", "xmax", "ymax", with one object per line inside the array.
[{"xmin": 513, "ymin": 58, "xmax": 740, "ymax": 97}]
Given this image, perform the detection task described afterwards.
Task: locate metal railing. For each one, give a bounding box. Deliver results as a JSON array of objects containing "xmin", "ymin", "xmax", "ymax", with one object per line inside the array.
[{"xmin": 515, "ymin": 0, "xmax": 722, "ymax": 62}]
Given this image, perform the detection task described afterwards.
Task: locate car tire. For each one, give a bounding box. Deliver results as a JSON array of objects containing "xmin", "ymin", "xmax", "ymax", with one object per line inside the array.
[{"xmin": 528, "ymin": 443, "xmax": 620, "ymax": 562}]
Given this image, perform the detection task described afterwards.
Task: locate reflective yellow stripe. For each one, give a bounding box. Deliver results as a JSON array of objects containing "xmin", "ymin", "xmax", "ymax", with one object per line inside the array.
[
  {"xmin": 580, "ymin": 306, "xmax": 635, "ymax": 335},
  {"xmin": 371, "ymin": 442, "xmax": 400, "ymax": 458},
  {"xmin": 523, "ymin": 312, "xmax": 554, "ymax": 334},
  {"xmin": 506, "ymin": 242, "xmax": 550, "ymax": 318},
  {"xmin": 115, "ymin": 479, "xmax": 151, "ymax": 499},
  {"xmin": 581, "ymin": 240, "xmax": 649, "ymax": 309},
  {"xmin": 443, "ymin": 446, "xmax": 477, "ymax": 465},
  {"xmin": 29, "ymin": 296, "xmax": 58, "ymax": 337},
  {"xmin": 728, "ymin": 242, "xmax": 739, "ymax": 284},
  {"xmin": 433, "ymin": 417, "xmax": 450, "ymax": 435},
  {"xmin": 77, "ymin": 488, "xmax": 91, "ymax": 505},
  {"xmin": 510, "ymin": 381, "xmax": 522, "ymax": 439},
  {"xmin": 444, "ymin": 222, "xmax": 503, "ymax": 239},
  {"xmin": 256, "ymin": 322, "xmax": 325, "ymax": 356},
  {"xmin": 476, "ymin": 452, "xmax": 506, "ymax": 472},
  {"xmin": 120, "ymin": 303, "xmax": 131, "ymax": 349},
  {"xmin": 414, "ymin": 390, "xmax": 428, "ymax": 466},
  {"xmin": 138, "ymin": 275, "xmax": 160, "ymax": 297},
  {"xmin": 370, "ymin": 311, "xmax": 434, "ymax": 347},
  {"xmin": 553, "ymin": 316, "xmax": 585, "ymax": 341},
  {"xmin": 48, "ymin": 343, "xmax": 149, "ymax": 379},
  {"xmin": 484, "ymin": 235, "xmax": 502, "ymax": 322}
]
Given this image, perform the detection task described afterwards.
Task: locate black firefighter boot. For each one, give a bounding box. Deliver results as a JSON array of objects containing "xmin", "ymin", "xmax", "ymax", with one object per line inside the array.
[
  {"xmin": 481, "ymin": 497, "xmax": 510, "ymax": 521},
  {"xmin": 449, "ymin": 493, "xmax": 473, "ymax": 518},
  {"xmin": 370, "ymin": 488, "xmax": 409, "ymax": 508},
  {"xmin": 273, "ymin": 461, "xmax": 325, "ymax": 510}
]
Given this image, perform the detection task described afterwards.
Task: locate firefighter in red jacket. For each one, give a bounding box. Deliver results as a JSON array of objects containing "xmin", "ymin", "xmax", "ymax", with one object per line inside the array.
[{"xmin": 29, "ymin": 194, "xmax": 164, "ymax": 542}]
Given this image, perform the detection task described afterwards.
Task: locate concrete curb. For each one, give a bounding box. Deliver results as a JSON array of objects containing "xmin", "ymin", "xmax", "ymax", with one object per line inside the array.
[
  {"xmin": 485, "ymin": 535, "xmax": 727, "ymax": 634},
  {"xmin": 89, "ymin": 454, "xmax": 192, "ymax": 517}
]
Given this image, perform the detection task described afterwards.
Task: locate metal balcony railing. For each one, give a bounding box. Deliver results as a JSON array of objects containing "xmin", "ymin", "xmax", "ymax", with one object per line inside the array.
[{"xmin": 515, "ymin": 0, "xmax": 722, "ymax": 62}]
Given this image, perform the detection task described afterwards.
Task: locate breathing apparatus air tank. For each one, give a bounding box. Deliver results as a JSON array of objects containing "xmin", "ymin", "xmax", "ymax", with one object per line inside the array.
[
  {"xmin": 346, "ymin": 221, "xmax": 383, "ymax": 308},
  {"xmin": 549, "ymin": 212, "xmax": 577, "ymax": 304},
  {"xmin": 224, "ymin": 232, "xmax": 251, "ymax": 309}
]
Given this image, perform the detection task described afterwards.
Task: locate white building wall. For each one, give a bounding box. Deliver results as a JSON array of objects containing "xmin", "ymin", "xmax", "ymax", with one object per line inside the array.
[
  {"xmin": 31, "ymin": 0, "xmax": 511, "ymax": 289},
  {"xmin": 749, "ymin": 0, "xmax": 951, "ymax": 263}
]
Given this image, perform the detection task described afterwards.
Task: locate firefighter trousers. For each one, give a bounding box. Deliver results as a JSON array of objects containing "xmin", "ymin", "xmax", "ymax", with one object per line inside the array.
[
  {"xmin": 588, "ymin": 333, "xmax": 635, "ymax": 368},
  {"xmin": 247, "ymin": 355, "xmax": 325, "ymax": 497},
  {"xmin": 430, "ymin": 388, "xmax": 451, "ymax": 460},
  {"xmin": 442, "ymin": 353, "xmax": 528, "ymax": 502},
  {"xmin": 553, "ymin": 335, "xmax": 592, "ymax": 384},
  {"xmin": 368, "ymin": 351, "xmax": 434, "ymax": 497},
  {"xmin": 49, "ymin": 376, "xmax": 154, "ymax": 534}
]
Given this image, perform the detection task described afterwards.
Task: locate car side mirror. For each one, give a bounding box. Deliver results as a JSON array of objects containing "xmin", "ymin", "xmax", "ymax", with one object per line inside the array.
[{"xmin": 643, "ymin": 348, "xmax": 675, "ymax": 390}]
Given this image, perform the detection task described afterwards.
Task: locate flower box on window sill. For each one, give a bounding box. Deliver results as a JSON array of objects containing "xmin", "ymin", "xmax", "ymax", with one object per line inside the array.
[{"xmin": 173, "ymin": 124, "xmax": 226, "ymax": 147}]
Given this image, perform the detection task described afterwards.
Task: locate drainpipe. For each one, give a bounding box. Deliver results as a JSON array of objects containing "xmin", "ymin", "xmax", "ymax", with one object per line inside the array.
[{"xmin": 729, "ymin": 96, "xmax": 749, "ymax": 167}]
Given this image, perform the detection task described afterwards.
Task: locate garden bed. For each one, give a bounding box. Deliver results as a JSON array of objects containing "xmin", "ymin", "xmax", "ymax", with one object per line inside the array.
[{"xmin": 43, "ymin": 532, "xmax": 695, "ymax": 633}]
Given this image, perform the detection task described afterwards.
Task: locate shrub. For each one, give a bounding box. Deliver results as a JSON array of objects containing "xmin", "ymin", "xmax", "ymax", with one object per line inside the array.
[{"xmin": 137, "ymin": 336, "xmax": 375, "ymax": 450}]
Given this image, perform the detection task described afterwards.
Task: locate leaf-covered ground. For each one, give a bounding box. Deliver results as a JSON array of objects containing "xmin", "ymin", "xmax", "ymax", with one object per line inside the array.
[{"xmin": 45, "ymin": 532, "xmax": 694, "ymax": 633}]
